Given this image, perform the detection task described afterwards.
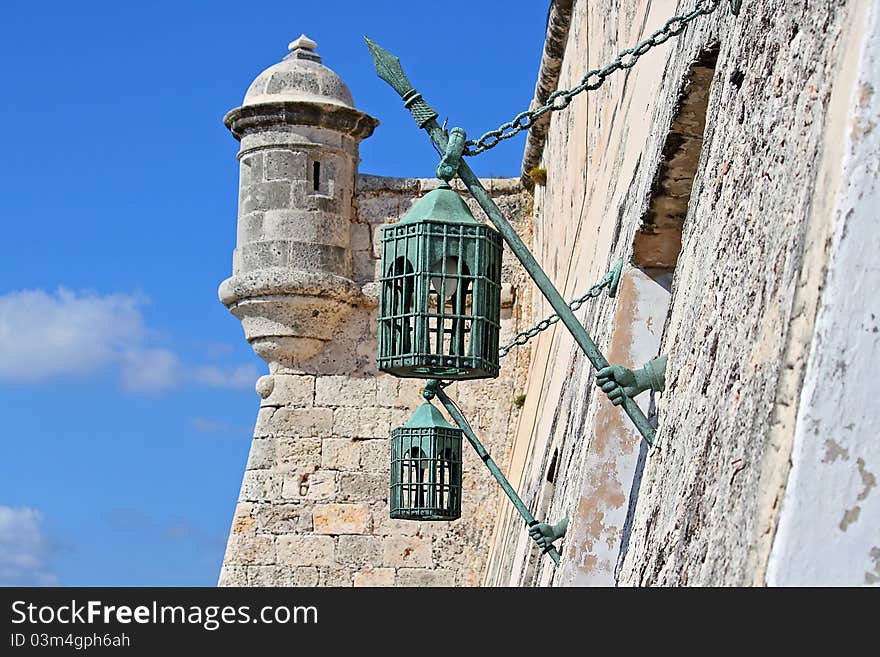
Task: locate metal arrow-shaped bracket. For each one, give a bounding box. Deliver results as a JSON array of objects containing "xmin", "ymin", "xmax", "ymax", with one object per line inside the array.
[{"xmin": 365, "ymin": 37, "xmax": 657, "ymax": 447}]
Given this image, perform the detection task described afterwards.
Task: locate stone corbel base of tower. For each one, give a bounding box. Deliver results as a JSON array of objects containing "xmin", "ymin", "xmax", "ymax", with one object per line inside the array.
[{"xmin": 219, "ymin": 268, "xmax": 378, "ymax": 373}]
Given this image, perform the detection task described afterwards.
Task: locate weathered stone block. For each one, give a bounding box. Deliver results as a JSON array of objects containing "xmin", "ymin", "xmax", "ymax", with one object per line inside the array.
[
  {"xmin": 375, "ymin": 376, "xmax": 398, "ymax": 407},
  {"xmin": 352, "ymin": 251, "xmax": 378, "ymax": 282},
  {"xmin": 261, "ymin": 210, "xmax": 349, "ymax": 248},
  {"xmin": 373, "ymin": 508, "xmax": 423, "ymax": 537},
  {"xmin": 313, "ymin": 503, "xmax": 371, "ymax": 535},
  {"xmin": 261, "ymin": 374, "xmax": 315, "ymax": 408},
  {"xmin": 265, "ymin": 150, "xmax": 307, "ymax": 181},
  {"xmin": 382, "ymin": 535, "xmax": 432, "ymax": 568},
  {"xmin": 253, "ymin": 503, "xmax": 313, "ymax": 534},
  {"xmin": 249, "ymin": 565, "xmax": 319, "ymax": 587},
  {"xmin": 218, "ymin": 564, "xmax": 248, "ymax": 587},
  {"xmin": 358, "ymin": 441, "xmax": 387, "ymax": 473},
  {"xmin": 321, "ymin": 438, "xmax": 360, "ymax": 470},
  {"xmin": 338, "ymin": 472, "xmax": 386, "ymax": 502},
  {"xmin": 303, "ymin": 470, "xmax": 336, "ymax": 500},
  {"xmin": 275, "ymin": 435, "xmax": 322, "ymax": 466},
  {"xmin": 319, "ymin": 566, "xmax": 353, "ymax": 587},
  {"xmin": 225, "ymin": 534, "xmax": 276, "ymax": 566},
  {"xmin": 388, "ymin": 408, "xmax": 410, "ymax": 430},
  {"xmin": 230, "ymin": 503, "xmax": 255, "ymax": 534},
  {"xmin": 239, "ymin": 470, "xmax": 281, "ymax": 502},
  {"xmin": 316, "ymin": 375, "xmax": 377, "ymax": 407},
  {"xmin": 333, "ymin": 407, "xmax": 392, "ymax": 439},
  {"xmin": 350, "ymin": 223, "xmax": 371, "ymax": 251},
  {"xmin": 246, "ymin": 438, "xmax": 275, "ymax": 470},
  {"xmin": 239, "ymin": 153, "xmax": 263, "ymax": 186},
  {"xmin": 396, "ymin": 568, "xmax": 454, "ymax": 587},
  {"xmin": 356, "ymin": 193, "xmax": 404, "ymax": 224},
  {"xmin": 240, "ymin": 181, "xmax": 291, "ymax": 214},
  {"xmin": 372, "ymin": 223, "xmax": 391, "ymax": 259},
  {"xmin": 279, "ymin": 467, "xmax": 329, "ymax": 499},
  {"xmin": 278, "ymin": 469, "xmax": 310, "ymax": 499},
  {"xmin": 253, "ymin": 406, "xmax": 276, "ymax": 437},
  {"xmin": 337, "ymin": 535, "xmax": 381, "ymax": 567},
  {"xmin": 332, "ymin": 408, "xmax": 359, "ymax": 437},
  {"xmin": 237, "ymin": 211, "xmax": 265, "ymax": 244},
  {"xmin": 235, "ymin": 240, "xmax": 292, "ymax": 273},
  {"xmin": 277, "ymin": 535, "xmax": 334, "ymax": 567},
  {"xmin": 353, "ymin": 568, "xmax": 396, "ymax": 587},
  {"xmin": 393, "ymin": 379, "xmax": 425, "ymax": 409},
  {"xmin": 273, "ymin": 407, "xmax": 334, "ymax": 435},
  {"xmin": 302, "ymin": 193, "xmax": 340, "ymax": 215},
  {"xmin": 275, "ymin": 436, "xmax": 322, "ymax": 469}
]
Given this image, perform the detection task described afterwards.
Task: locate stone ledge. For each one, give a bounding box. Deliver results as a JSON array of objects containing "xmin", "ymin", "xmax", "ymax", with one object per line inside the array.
[
  {"xmin": 224, "ymin": 101, "xmax": 379, "ymax": 141},
  {"xmin": 219, "ymin": 268, "xmax": 370, "ymax": 307},
  {"xmin": 356, "ymin": 174, "xmax": 522, "ymax": 195}
]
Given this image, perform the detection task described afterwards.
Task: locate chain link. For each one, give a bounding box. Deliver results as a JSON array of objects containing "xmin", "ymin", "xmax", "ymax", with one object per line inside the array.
[
  {"xmin": 498, "ymin": 270, "xmax": 617, "ymax": 359},
  {"xmin": 464, "ymin": 0, "xmax": 722, "ymax": 156}
]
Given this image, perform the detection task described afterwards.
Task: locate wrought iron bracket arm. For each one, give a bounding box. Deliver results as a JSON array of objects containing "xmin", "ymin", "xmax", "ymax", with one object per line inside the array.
[
  {"xmin": 528, "ymin": 516, "xmax": 569, "ymax": 552},
  {"xmin": 365, "ymin": 36, "xmax": 658, "ymax": 447},
  {"xmin": 596, "ymin": 354, "xmax": 668, "ymax": 406},
  {"xmin": 430, "ymin": 383, "xmax": 562, "ymax": 567}
]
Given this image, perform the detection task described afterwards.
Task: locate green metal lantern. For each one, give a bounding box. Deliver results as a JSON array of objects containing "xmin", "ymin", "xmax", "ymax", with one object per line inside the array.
[
  {"xmin": 390, "ymin": 402, "xmax": 463, "ymax": 521},
  {"xmin": 378, "ymin": 183, "xmax": 503, "ymax": 380}
]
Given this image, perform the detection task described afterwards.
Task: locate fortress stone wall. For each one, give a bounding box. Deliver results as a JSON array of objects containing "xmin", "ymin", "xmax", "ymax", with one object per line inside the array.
[
  {"xmin": 219, "ymin": 1, "xmax": 880, "ymax": 587},
  {"xmin": 485, "ymin": 0, "xmax": 880, "ymax": 586}
]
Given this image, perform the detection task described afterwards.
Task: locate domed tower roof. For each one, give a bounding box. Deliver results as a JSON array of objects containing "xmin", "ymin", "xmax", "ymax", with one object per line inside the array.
[
  {"xmin": 224, "ymin": 34, "xmax": 377, "ymax": 141},
  {"xmin": 241, "ymin": 35, "xmax": 355, "ymax": 108}
]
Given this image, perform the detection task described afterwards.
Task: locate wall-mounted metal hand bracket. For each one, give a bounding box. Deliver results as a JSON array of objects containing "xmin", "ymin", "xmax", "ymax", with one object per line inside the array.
[{"xmin": 596, "ymin": 355, "xmax": 668, "ymax": 407}]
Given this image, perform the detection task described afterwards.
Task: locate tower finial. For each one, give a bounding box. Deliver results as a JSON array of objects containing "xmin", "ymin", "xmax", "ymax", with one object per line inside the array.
[
  {"xmin": 286, "ymin": 34, "xmax": 320, "ymax": 62},
  {"xmin": 288, "ymin": 34, "xmax": 317, "ymax": 53}
]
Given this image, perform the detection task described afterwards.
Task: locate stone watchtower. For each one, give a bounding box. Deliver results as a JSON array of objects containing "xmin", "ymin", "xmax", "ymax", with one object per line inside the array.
[
  {"xmin": 218, "ymin": 35, "xmax": 388, "ymax": 587},
  {"xmin": 218, "ymin": 35, "xmax": 528, "ymax": 587},
  {"xmin": 220, "ymin": 35, "xmax": 378, "ymax": 373}
]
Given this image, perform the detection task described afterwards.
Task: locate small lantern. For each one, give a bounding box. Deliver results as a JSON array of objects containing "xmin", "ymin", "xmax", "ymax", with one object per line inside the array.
[
  {"xmin": 390, "ymin": 402, "xmax": 463, "ymax": 521},
  {"xmin": 378, "ymin": 183, "xmax": 503, "ymax": 380}
]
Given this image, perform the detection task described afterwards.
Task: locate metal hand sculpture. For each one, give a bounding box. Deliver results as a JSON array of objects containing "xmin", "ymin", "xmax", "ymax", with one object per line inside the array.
[
  {"xmin": 597, "ymin": 355, "xmax": 668, "ymax": 406},
  {"xmin": 528, "ymin": 517, "xmax": 570, "ymax": 551}
]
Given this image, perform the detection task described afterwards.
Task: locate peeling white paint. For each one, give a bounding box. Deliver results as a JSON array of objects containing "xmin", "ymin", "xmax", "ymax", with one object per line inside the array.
[
  {"xmin": 559, "ymin": 268, "xmax": 670, "ymax": 587},
  {"xmin": 767, "ymin": 0, "xmax": 880, "ymax": 587}
]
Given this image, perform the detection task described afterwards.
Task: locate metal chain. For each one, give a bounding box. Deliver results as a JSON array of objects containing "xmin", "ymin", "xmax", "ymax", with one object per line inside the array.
[
  {"xmin": 498, "ymin": 270, "xmax": 616, "ymax": 359},
  {"xmin": 464, "ymin": 0, "xmax": 723, "ymax": 156}
]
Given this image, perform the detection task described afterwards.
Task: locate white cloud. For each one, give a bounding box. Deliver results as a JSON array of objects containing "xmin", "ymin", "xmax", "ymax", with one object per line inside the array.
[
  {"xmin": 0, "ymin": 288, "xmax": 258, "ymax": 393},
  {"xmin": 121, "ymin": 348, "xmax": 182, "ymax": 392},
  {"xmin": 191, "ymin": 363, "xmax": 260, "ymax": 390},
  {"xmin": 0, "ymin": 288, "xmax": 145, "ymax": 382},
  {"xmin": 0, "ymin": 506, "xmax": 59, "ymax": 586}
]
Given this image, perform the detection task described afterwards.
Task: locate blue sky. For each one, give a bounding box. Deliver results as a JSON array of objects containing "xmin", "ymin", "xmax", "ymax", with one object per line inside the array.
[{"xmin": 0, "ymin": 0, "xmax": 548, "ymax": 585}]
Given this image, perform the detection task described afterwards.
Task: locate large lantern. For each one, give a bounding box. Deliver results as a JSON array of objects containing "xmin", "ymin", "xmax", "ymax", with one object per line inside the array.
[
  {"xmin": 390, "ymin": 402, "xmax": 463, "ymax": 521},
  {"xmin": 378, "ymin": 183, "xmax": 503, "ymax": 380}
]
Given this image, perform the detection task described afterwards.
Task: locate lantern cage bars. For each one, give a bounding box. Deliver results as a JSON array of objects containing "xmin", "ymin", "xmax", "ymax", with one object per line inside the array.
[
  {"xmin": 389, "ymin": 402, "xmax": 463, "ymax": 521},
  {"xmin": 377, "ymin": 184, "xmax": 503, "ymax": 381}
]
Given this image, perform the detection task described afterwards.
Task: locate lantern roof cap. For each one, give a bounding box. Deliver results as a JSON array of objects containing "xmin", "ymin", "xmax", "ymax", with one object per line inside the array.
[
  {"xmin": 403, "ymin": 402, "xmax": 457, "ymax": 430},
  {"xmin": 397, "ymin": 183, "xmax": 482, "ymax": 227}
]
